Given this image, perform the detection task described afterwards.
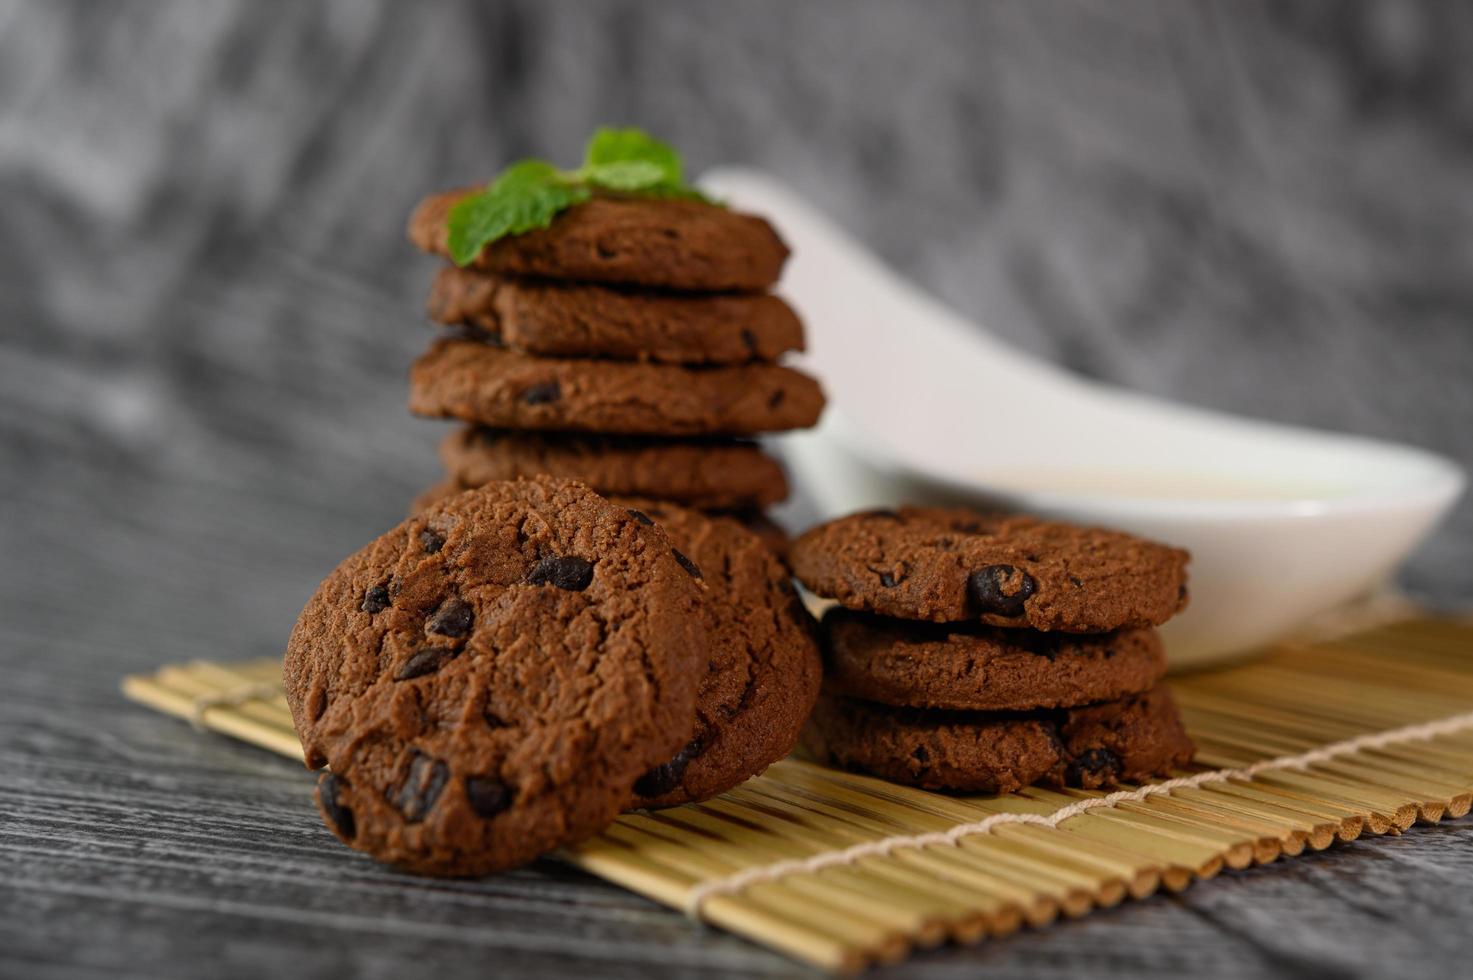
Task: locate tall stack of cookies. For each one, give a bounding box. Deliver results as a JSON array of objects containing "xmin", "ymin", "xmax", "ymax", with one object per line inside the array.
[
  {"xmin": 403, "ymin": 187, "xmax": 823, "ymax": 546},
  {"xmin": 790, "ymin": 507, "xmax": 1196, "ymax": 792}
]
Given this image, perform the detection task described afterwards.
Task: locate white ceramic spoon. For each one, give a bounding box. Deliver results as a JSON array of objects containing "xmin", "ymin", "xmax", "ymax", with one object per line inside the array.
[{"xmin": 701, "ymin": 168, "xmax": 1464, "ymax": 668}]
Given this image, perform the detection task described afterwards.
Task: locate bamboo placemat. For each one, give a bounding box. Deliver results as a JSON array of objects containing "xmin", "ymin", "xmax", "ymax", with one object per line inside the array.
[{"xmin": 123, "ymin": 617, "xmax": 1473, "ymax": 973}]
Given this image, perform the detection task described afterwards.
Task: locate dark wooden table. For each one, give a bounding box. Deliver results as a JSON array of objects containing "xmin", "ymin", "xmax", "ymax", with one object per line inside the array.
[{"xmin": 5, "ymin": 2, "xmax": 1473, "ymax": 976}]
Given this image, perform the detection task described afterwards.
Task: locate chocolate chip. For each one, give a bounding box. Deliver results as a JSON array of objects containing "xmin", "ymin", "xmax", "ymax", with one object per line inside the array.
[
  {"xmin": 1041, "ymin": 721, "xmax": 1069, "ymax": 758},
  {"xmin": 1069, "ymin": 575, "xmax": 1084, "ymax": 588},
  {"xmin": 951, "ymin": 519, "xmax": 983, "ymax": 534},
  {"xmin": 767, "ymin": 389, "xmax": 786, "ymax": 409},
  {"xmin": 419, "ymin": 529, "xmax": 445, "ymax": 554},
  {"xmin": 390, "ymin": 750, "xmax": 449, "ymax": 822},
  {"xmin": 634, "ymin": 739, "xmax": 703, "ymax": 798},
  {"xmin": 672, "ymin": 549, "xmax": 702, "ymax": 579},
  {"xmin": 863, "ymin": 509, "xmax": 900, "ymax": 520},
  {"xmin": 317, "ymin": 772, "xmax": 356, "ymax": 840},
  {"xmin": 361, "ymin": 584, "xmax": 391, "ymax": 614},
  {"xmin": 1178, "ymin": 583, "xmax": 1189, "ymax": 601},
  {"xmin": 466, "ymin": 776, "xmax": 513, "ymax": 818},
  {"xmin": 627, "ymin": 509, "xmax": 655, "ymax": 526},
  {"xmin": 912, "ymin": 744, "xmax": 929, "ymax": 763},
  {"xmin": 1066, "ymin": 747, "xmax": 1122, "ymax": 786},
  {"xmin": 527, "ymin": 555, "xmax": 594, "ymax": 591},
  {"xmin": 427, "ymin": 597, "xmax": 474, "ymax": 638},
  {"xmin": 396, "ymin": 647, "xmax": 453, "ymax": 680},
  {"xmin": 967, "ymin": 564, "xmax": 1036, "ymax": 617},
  {"xmin": 741, "ymin": 328, "xmax": 758, "ymax": 355},
  {"xmin": 522, "ymin": 381, "xmax": 561, "ymax": 405},
  {"xmin": 870, "ymin": 562, "xmax": 906, "ymax": 588}
]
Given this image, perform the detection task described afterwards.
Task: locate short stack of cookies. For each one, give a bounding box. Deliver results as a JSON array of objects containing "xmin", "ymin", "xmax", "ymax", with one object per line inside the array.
[
  {"xmin": 790, "ymin": 507, "xmax": 1196, "ymax": 792},
  {"xmin": 285, "ymin": 477, "xmax": 822, "ymax": 875},
  {"xmin": 404, "ymin": 187, "xmax": 824, "ymax": 545}
]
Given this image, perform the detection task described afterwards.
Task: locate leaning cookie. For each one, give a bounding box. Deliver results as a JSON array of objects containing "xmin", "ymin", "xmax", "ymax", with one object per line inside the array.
[
  {"xmin": 822, "ymin": 610, "xmax": 1167, "ymax": 711},
  {"xmin": 801, "ymin": 685, "xmax": 1194, "ymax": 793},
  {"xmin": 428, "ymin": 269, "xmax": 804, "ymax": 365},
  {"xmin": 791, "ymin": 507, "xmax": 1189, "ymax": 632},
  {"xmin": 618, "ymin": 500, "xmax": 821, "ymax": 809},
  {"xmin": 441, "ymin": 427, "xmax": 789, "ymax": 511},
  {"xmin": 283, "ymin": 477, "xmax": 705, "ymax": 875},
  {"xmin": 411, "ymin": 338, "xmax": 825, "ymax": 436},
  {"xmin": 409, "ymin": 190, "xmax": 789, "ymax": 292}
]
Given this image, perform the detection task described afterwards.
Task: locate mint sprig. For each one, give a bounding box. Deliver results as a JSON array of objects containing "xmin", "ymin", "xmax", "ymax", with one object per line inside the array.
[{"xmin": 446, "ymin": 127, "xmax": 711, "ymax": 266}]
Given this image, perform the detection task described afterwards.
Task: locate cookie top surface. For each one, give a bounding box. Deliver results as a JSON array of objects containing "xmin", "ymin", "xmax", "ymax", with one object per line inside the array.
[
  {"xmin": 409, "ymin": 190, "xmax": 789, "ymax": 292},
  {"xmin": 283, "ymin": 477, "xmax": 705, "ymax": 875},
  {"xmin": 441, "ymin": 427, "xmax": 789, "ymax": 510},
  {"xmin": 791, "ymin": 507, "xmax": 1189, "ymax": 632},
  {"xmin": 822, "ymin": 610, "xmax": 1166, "ymax": 711},
  {"xmin": 428, "ymin": 268, "xmax": 804, "ymax": 365},
  {"xmin": 802, "ymin": 684, "xmax": 1193, "ymax": 793},
  {"xmin": 410, "ymin": 337, "xmax": 825, "ymax": 436},
  {"xmin": 617, "ymin": 500, "xmax": 821, "ymax": 808}
]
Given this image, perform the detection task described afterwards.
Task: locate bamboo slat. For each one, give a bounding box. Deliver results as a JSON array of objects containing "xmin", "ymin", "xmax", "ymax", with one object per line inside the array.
[{"xmin": 121, "ymin": 616, "xmax": 1473, "ymax": 973}]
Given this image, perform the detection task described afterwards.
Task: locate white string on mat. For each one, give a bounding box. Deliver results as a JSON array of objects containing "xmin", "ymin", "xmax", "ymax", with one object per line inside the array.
[
  {"xmin": 190, "ymin": 681, "xmax": 284, "ymax": 730},
  {"xmin": 682, "ymin": 708, "xmax": 1473, "ymax": 919}
]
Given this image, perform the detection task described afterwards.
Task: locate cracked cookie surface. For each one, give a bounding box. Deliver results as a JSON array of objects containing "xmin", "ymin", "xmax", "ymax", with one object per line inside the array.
[
  {"xmin": 791, "ymin": 507, "xmax": 1189, "ymax": 632},
  {"xmin": 410, "ymin": 338, "xmax": 825, "ymax": 436},
  {"xmin": 283, "ymin": 477, "xmax": 704, "ymax": 875},
  {"xmin": 409, "ymin": 190, "xmax": 789, "ymax": 291},
  {"xmin": 618, "ymin": 501, "xmax": 821, "ymax": 808},
  {"xmin": 822, "ymin": 610, "xmax": 1166, "ymax": 710},
  {"xmin": 802, "ymin": 684, "xmax": 1194, "ymax": 793},
  {"xmin": 427, "ymin": 268, "xmax": 803, "ymax": 365},
  {"xmin": 440, "ymin": 426, "xmax": 788, "ymax": 510}
]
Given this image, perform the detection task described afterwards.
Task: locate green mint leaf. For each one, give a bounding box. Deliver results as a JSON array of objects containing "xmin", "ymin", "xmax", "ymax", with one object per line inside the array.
[
  {"xmin": 583, "ymin": 127, "xmax": 682, "ymax": 186},
  {"xmin": 446, "ymin": 159, "xmax": 589, "ymax": 266},
  {"xmin": 580, "ymin": 159, "xmax": 669, "ymax": 192},
  {"xmin": 444, "ymin": 129, "xmax": 719, "ymax": 261}
]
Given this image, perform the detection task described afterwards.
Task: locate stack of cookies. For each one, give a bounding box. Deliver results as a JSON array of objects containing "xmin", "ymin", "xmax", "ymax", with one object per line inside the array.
[
  {"xmin": 403, "ymin": 188, "xmax": 824, "ymax": 542},
  {"xmin": 790, "ymin": 507, "xmax": 1196, "ymax": 793},
  {"xmin": 285, "ymin": 477, "xmax": 821, "ymax": 875}
]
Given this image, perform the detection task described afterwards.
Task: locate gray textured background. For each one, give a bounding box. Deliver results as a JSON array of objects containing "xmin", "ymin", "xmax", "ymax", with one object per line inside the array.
[{"xmin": 3, "ymin": 2, "xmax": 1473, "ymax": 978}]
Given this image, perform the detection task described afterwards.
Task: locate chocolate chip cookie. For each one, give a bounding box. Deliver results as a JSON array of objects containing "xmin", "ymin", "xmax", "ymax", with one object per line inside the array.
[
  {"xmin": 283, "ymin": 477, "xmax": 705, "ymax": 875},
  {"xmin": 440, "ymin": 427, "xmax": 789, "ymax": 510},
  {"xmin": 407, "ymin": 480, "xmax": 793, "ymax": 565},
  {"xmin": 409, "ymin": 190, "xmax": 789, "ymax": 292},
  {"xmin": 428, "ymin": 269, "xmax": 803, "ymax": 365},
  {"xmin": 822, "ymin": 610, "xmax": 1166, "ymax": 711},
  {"xmin": 802, "ymin": 684, "xmax": 1194, "ymax": 793},
  {"xmin": 410, "ymin": 338, "xmax": 825, "ymax": 436},
  {"xmin": 791, "ymin": 507, "xmax": 1189, "ymax": 632},
  {"xmin": 618, "ymin": 501, "xmax": 821, "ymax": 808}
]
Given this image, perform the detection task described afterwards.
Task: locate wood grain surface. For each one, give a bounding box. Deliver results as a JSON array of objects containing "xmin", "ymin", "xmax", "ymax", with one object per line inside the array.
[{"xmin": 3, "ymin": 1, "xmax": 1472, "ymax": 977}]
